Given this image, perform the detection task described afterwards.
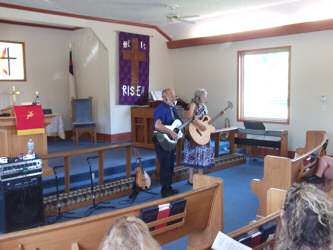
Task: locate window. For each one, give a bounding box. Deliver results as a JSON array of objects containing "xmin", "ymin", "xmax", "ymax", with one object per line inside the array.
[{"xmin": 237, "ymin": 46, "xmax": 290, "ymax": 124}]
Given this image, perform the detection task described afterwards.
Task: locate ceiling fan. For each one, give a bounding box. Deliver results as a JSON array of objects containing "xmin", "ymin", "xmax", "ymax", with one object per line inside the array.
[
  {"xmin": 166, "ymin": 14, "xmax": 200, "ymax": 24},
  {"xmin": 166, "ymin": 5, "xmax": 199, "ymax": 24}
]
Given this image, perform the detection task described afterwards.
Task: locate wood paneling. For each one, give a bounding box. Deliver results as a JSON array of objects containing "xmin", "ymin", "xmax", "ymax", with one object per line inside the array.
[{"xmin": 167, "ymin": 18, "xmax": 333, "ymax": 49}]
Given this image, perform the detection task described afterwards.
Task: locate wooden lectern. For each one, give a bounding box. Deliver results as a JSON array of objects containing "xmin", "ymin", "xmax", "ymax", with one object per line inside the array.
[{"xmin": 0, "ymin": 106, "xmax": 56, "ymax": 176}]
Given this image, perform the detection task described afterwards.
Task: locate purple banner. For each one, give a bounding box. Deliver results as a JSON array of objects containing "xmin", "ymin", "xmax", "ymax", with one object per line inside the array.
[{"xmin": 119, "ymin": 32, "xmax": 149, "ymax": 105}]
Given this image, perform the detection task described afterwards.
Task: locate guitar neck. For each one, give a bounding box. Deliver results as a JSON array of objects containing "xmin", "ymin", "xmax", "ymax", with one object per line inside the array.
[
  {"xmin": 208, "ymin": 106, "xmax": 230, "ymax": 125},
  {"xmin": 133, "ymin": 148, "xmax": 143, "ymax": 169},
  {"xmin": 178, "ymin": 116, "xmax": 195, "ymax": 130},
  {"xmin": 174, "ymin": 106, "xmax": 205, "ymax": 131}
]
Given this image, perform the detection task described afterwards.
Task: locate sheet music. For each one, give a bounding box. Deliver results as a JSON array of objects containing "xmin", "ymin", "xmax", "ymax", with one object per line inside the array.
[
  {"xmin": 150, "ymin": 91, "xmax": 163, "ymax": 101},
  {"xmin": 212, "ymin": 231, "xmax": 251, "ymax": 250}
]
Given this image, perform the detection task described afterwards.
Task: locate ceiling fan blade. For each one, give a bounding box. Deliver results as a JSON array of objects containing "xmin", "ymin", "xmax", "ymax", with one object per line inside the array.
[
  {"xmin": 180, "ymin": 15, "xmax": 200, "ymax": 19},
  {"xmin": 180, "ymin": 19, "xmax": 195, "ymax": 24}
]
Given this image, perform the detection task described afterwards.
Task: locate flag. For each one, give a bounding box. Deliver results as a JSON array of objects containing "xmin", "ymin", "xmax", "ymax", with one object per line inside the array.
[
  {"xmin": 69, "ymin": 49, "xmax": 76, "ymax": 99},
  {"xmin": 13, "ymin": 105, "xmax": 45, "ymax": 135}
]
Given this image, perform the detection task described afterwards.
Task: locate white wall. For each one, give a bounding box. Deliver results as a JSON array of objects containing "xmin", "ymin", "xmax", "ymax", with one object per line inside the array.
[
  {"xmin": 171, "ymin": 30, "xmax": 333, "ymax": 154},
  {"xmin": 0, "ymin": 7, "xmax": 174, "ymax": 135},
  {"xmin": 0, "ymin": 23, "xmax": 75, "ymax": 128},
  {"xmin": 72, "ymin": 28, "xmax": 110, "ymax": 134}
]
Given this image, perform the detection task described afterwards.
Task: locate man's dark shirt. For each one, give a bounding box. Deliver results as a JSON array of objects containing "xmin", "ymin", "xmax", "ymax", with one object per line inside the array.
[{"xmin": 153, "ymin": 101, "xmax": 180, "ymax": 131}]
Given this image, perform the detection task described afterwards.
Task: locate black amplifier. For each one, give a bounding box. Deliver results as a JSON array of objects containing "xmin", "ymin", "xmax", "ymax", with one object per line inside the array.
[
  {"xmin": 0, "ymin": 175, "xmax": 44, "ymax": 233},
  {"xmin": 0, "ymin": 158, "xmax": 43, "ymax": 182},
  {"xmin": 0, "ymin": 176, "xmax": 41, "ymax": 192}
]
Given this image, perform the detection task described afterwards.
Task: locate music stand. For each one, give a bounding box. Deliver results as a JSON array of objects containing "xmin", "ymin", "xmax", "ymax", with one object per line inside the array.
[
  {"xmin": 47, "ymin": 165, "xmax": 81, "ymax": 224},
  {"xmin": 128, "ymin": 150, "xmax": 157, "ymax": 203},
  {"xmin": 84, "ymin": 156, "xmax": 115, "ymax": 217}
]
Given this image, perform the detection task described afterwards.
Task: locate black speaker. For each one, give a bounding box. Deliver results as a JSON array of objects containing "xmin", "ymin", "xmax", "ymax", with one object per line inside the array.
[{"xmin": 0, "ymin": 176, "xmax": 44, "ymax": 233}]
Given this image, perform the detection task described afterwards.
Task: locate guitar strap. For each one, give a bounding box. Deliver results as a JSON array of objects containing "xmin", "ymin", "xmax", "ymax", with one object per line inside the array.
[
  {"xmin": 195, "ymin": 103, "xmax": 207, "ymax": 118},
  {"xmin": 169, "ymin": 107, "xmax": 175, "ymax": 120}
]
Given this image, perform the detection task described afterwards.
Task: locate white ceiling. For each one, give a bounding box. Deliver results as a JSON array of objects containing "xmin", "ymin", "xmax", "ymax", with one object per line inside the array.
[{"xmin": 1, "ymin": 0, "xmax": 333, "ymax": 40}]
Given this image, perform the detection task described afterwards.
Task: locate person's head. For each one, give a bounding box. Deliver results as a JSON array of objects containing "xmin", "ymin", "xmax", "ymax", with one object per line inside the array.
[
  {"xmin": 192, "ymin": 89, "xmax": 207, "ymax": 105},
  {"xmin": 275, "ymin": 182, "xmax": 333, "ymax": 250},
  {"xmin": 100, "ymin": 216, "xmax": 160, "ymax": 250},
  {"xmin": 162, "ymin": 88, "xmax": 176, "ymax": 106}
]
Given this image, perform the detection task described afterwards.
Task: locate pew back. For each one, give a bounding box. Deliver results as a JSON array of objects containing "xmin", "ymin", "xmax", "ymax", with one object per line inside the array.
[
  {"xmin": 227, "ymin": 187, "xmax": 286, "ymax": 250},
  {"xmin": 228, "ymin": 211, "xmax": 280, "ymax": 250},
  {"xmin": 0, "ymin": 174, "xmax": 223, "ymax": 250},
  {"xmin": 251, "ymin": 130, "xmax": 327, "ymax": 218}
]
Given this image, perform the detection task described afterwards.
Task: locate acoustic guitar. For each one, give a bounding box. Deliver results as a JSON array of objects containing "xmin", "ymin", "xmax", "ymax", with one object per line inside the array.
[
  {"xmin": 153, "ymin": 107, "xmax": 205, "ymax": 152},
  {"xmin": 133, "ymin": 148, "xmax": 151, "ymax": 190},
  {"xmin": 188, "ymin": 101, "xmax": 233, "ymax": 146}
]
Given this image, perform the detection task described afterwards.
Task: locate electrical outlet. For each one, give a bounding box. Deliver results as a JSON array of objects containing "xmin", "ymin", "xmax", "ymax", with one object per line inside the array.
[{"xmin": 322, "ymin": 105, "xmax": 326, "ymax": 111}]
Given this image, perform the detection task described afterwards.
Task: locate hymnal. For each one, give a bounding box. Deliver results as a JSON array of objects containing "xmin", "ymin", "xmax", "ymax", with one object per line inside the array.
[
  {"xmin": 235, "ymin": 233, "xmax": 252, "ymax": 247},
  {"xmin": 140, "ymin": 205, "xmax": 158, "ymax": 231},
  {"xmin": 212, "ymin": 231, "xmax": 251, "ymax": 250},
  {"xmin": 167, "ymin": 198, "xmax": 187, "ymax": 225},
  {"xmin": 155, "ymin": 203, "xmax": 170, "ymax": 230},
  {"xmin": 259, "ymin": 221, "xmax": 277, "ymax": 243},
  {"xmin": 249, "ymin": 231, "xmax": 263, "ymax": 248}
]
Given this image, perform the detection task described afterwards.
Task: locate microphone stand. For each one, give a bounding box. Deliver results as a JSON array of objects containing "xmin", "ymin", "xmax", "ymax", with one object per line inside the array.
[
  {"xmin": 84, "ymin": 156, "xmax": 115, "ymax": 217},
  {"xmin": 47, "ymin": 165, "xmax": 81, "ymax": 224}
]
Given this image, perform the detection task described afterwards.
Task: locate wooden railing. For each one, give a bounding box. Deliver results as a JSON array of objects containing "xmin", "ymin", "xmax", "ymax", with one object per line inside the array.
[{"xmin": 41, "ymin": 143, "xmax": 133, "ymax": 192}]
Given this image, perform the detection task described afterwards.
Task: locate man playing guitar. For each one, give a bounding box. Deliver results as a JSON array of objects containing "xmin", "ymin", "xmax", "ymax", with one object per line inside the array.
[{"xmin": 153, "ymin": 88, "xmax": 180, "ymax": 198}]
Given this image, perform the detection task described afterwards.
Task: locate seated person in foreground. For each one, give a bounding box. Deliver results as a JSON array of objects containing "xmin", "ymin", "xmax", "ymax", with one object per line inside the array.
[
  {"xmin": 304, "ymin": 155, "xmax": 333, "ymax": 185},
  {"xmin": 274, "ymin": 182, "xmax": 333, "ymax": 250},
  {"xmin": 99, "ymin": 216, "xmax": 160, "ymax": 250}
]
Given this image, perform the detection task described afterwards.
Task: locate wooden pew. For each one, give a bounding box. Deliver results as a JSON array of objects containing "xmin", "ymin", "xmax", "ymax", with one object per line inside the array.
[
  {"xmin": 227, "ymin": 187, "xmax": 286, "ymax": 250},
  {"xmin": 228, "ymin": 211, "xmax": 280, "ymax": 250},
  {"xmin": 0, "ymin": 174, "xmax": 223, "ymax": 250},
  {"xmin": 251, "ymin": 130, "xmax": 327, "ymax": 219}
]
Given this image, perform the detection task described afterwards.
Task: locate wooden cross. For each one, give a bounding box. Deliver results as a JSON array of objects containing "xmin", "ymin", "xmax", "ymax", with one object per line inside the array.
[
  {"xmin": 8, "ymin": 86, "xmax": 20, "ymax": 105},
  {"xmin": 122, "ymin": 38, "xmax": 146, "ymax": 90},
  {"xmin": 0, "ymin": 47, "xmax": 17, "ymax": 76}
]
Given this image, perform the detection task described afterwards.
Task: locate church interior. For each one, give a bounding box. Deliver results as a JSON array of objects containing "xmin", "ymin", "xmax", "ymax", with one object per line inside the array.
[{"xmin": 0, "ymin": 1, "xmax": 333, "ymax": 249}]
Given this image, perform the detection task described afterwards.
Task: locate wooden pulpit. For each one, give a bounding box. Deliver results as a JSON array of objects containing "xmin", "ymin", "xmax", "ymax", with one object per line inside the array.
[{"xmin": 0, "ymin": 106, "xmax": 56, "ymax": 176}]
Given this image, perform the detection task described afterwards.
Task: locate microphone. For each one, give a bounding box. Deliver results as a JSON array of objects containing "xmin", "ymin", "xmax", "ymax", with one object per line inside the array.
[{"xmin": 86, "ymin": 156, "xmax": 99, "ymax": 161}]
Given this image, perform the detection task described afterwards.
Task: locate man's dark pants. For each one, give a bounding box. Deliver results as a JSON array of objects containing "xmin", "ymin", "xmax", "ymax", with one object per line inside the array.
[{"xmin": 154, "ymin": 143, "xmax": 174, "ymax": 195}]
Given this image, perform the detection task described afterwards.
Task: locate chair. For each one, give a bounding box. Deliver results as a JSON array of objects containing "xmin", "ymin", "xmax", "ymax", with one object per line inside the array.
[{"xmin": 71, "ymin": 97, "xmax": 97, "ymax": 146}]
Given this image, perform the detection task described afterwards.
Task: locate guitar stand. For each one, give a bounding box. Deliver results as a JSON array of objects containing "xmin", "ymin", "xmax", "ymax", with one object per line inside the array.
[
  {"xmin": 47, "ymin": 165, "xmax": 82, "ymax": 224},
  {"xmin": 84, "ymin": 156, "xmax": 115, "ymax": 217},
  {"xmin": 128, "ymin": 148, "xmax": 157, "ymax": 203},
  {"xmin": 128, "ymin": 181, "xmax": 157, "ymax": 203}
]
